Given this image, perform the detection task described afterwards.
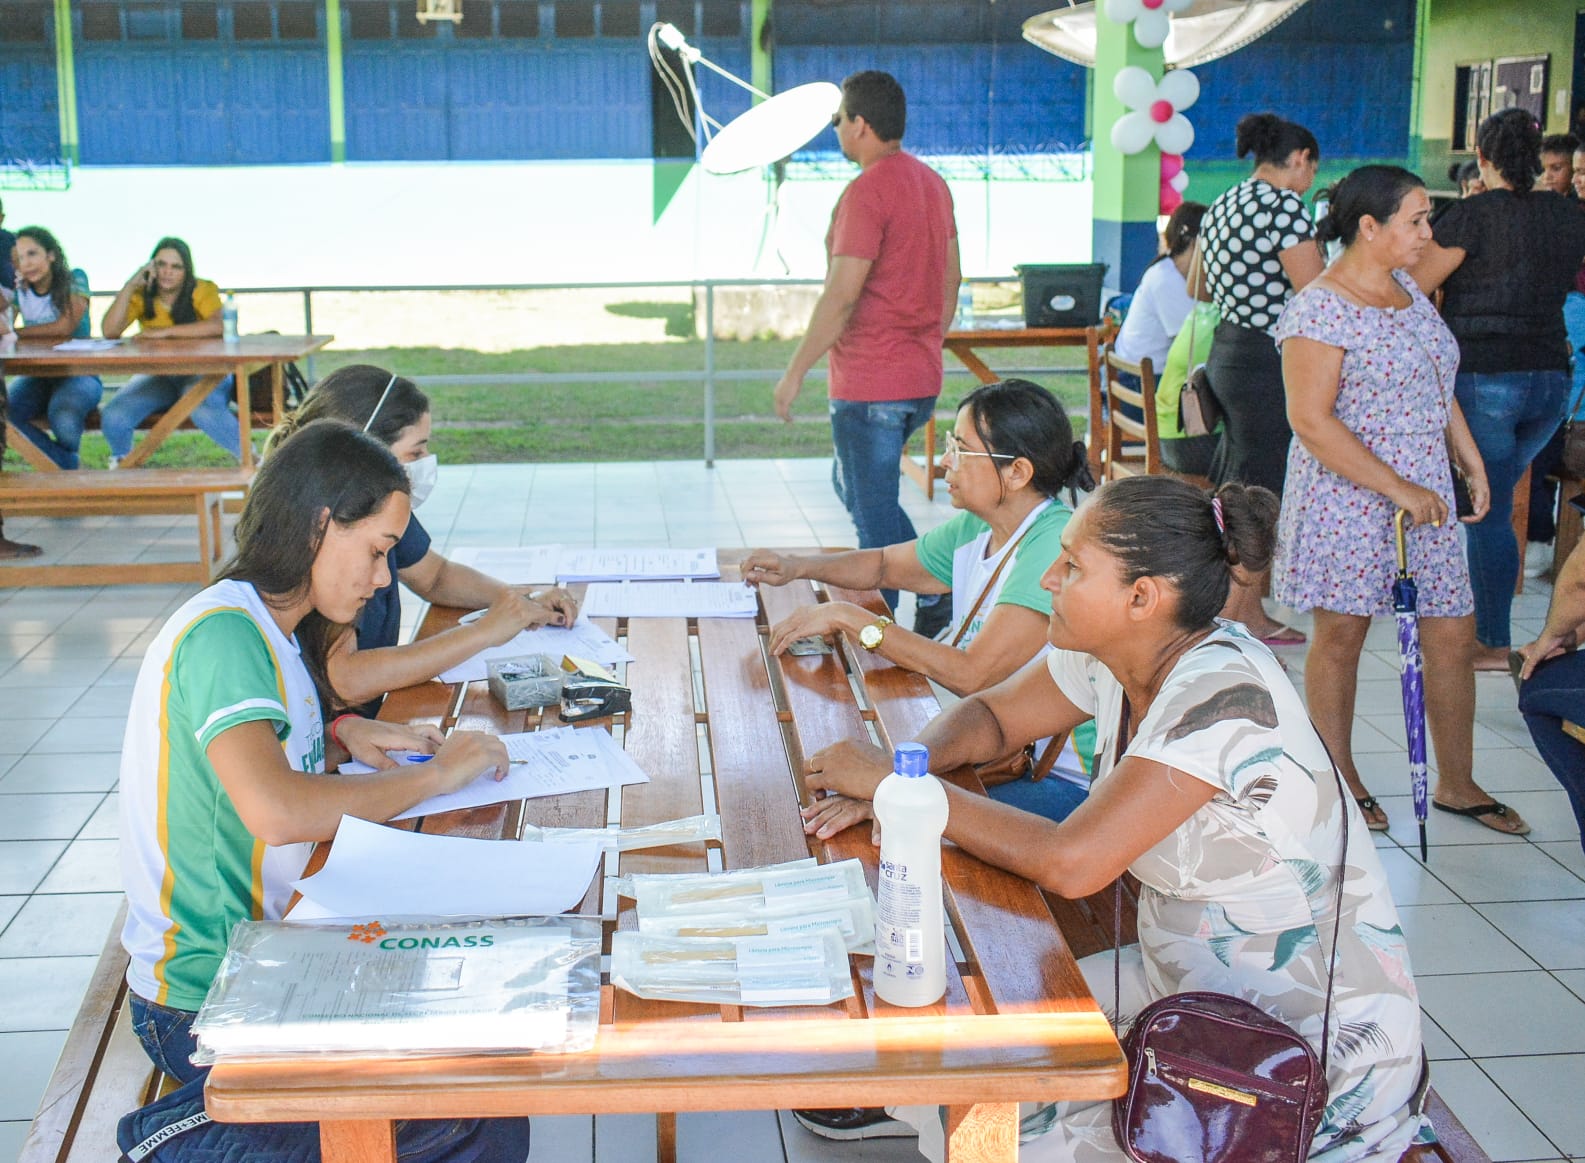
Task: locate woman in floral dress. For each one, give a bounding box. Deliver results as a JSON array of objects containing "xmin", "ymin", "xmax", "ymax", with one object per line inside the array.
[
  {"xmin": 1276, "ymin": 165, "xmax": 1528, "ymax": 836},
  {"xmin": 804, "ymin": 475, "xmax": 1430, "ymax": 1162}
]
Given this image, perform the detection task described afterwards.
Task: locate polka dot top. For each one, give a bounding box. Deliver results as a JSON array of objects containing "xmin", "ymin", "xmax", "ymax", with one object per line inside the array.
[{"xmin": 1200, "ymin": 177, "xmax": 1316, "ymax": 334}]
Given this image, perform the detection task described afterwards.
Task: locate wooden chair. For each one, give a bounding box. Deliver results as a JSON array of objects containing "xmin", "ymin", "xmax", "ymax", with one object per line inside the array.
[{"xmin": 1102, "ymin": 350, "xmax": 1160, "ymax": 480}]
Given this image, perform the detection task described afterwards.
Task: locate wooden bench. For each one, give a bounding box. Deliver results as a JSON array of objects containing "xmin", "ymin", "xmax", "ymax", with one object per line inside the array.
[
  {"xmin": 0, "ymin": 467, "xmax": 252, "ymax": 587},
  {"xmin": 20, "ymin": 904, "xmax": 172, "ymax": 1163},
  {"xmin": 1048, "ymin": 879, "xmax": 1491, "ymax": 1163}
]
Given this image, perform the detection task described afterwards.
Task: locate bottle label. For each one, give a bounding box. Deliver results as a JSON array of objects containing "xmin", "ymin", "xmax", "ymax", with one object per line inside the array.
[{"xmin": 876, "ymin": 859, "xmax": 925, "ymax": 965}]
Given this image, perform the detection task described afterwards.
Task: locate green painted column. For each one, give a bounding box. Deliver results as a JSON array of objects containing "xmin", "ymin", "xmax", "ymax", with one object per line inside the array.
[
  {"xmin": 326, "ymin": 0, "xmax": 346, "ymax": 162},
  {"xmin": 52, "ymin": 0, "xmax": 79, "ymax": 166},
  {"xmin": 750, "ymin": 0, "xmax": 771, "ymax": 104},
  {"xmin": 1090, "ymin": 14, "xmax": 1162, "ymax": 294}
]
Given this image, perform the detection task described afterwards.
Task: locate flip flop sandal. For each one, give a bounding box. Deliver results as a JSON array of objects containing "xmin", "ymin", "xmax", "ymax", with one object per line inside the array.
[
  {"xmin": 1432, "ymin": 799, "xmax": 1532, "ymax": 836},
  {"xmin": 1355, "ymin": 796, "xmax": 1390, "ymax": 832}
]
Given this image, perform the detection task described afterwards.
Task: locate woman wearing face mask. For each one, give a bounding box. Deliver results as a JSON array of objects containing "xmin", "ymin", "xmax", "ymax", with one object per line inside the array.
[{"xmin": 264, "ymin": 364, "xmax": 578, "ymax": 714}]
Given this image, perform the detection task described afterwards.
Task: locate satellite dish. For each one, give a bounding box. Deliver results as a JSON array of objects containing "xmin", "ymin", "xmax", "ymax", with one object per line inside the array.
[
  {"xmin": 700, "ymin": 82, "xmax": 843, "ymax": 175},
  {"xmin": 1023, "ymin": 0, "xmax": 1313, "ymax": 68}
]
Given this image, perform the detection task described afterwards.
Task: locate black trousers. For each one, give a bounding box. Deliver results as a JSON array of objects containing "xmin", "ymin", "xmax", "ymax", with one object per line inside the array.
[{"xmin": 1205, "ymin": 319, "xmax": 1292, "ymax": 496}]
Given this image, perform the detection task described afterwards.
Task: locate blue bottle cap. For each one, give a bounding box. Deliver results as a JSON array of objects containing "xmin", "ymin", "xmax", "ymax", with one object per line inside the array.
[{"xmin": 893, "ymin": 742, "xmax": 930, "ymax": 778}]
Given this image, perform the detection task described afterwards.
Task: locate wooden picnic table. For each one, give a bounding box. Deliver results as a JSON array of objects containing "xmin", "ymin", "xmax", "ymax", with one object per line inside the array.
[
  {"xmin": 202, "ymin": 550, "xmax": 1126, "ymax": 1162},
  {"xmin": 0, "ymin": 333, "xmax": 332, "ymax": 471},
  {"xmin": 906, "ymin": 327, "xmax": 1107, "ymax": 499}
]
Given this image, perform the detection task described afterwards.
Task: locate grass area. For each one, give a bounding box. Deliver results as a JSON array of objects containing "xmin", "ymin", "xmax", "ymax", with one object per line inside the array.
[{"xmin": 3, "ymin": 326, "xmax": 1094, "ymax": 469}]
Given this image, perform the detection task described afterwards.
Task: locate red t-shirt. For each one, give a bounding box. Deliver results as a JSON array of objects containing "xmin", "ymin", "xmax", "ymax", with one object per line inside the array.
[{"xmin": 826, "ymin": 151, "xmax": 957, "ymax": 402}]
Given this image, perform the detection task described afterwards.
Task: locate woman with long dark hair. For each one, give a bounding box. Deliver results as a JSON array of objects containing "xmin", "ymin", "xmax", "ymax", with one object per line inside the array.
[
  {"xmin": 99, "ymin": 236, "xmax": 240, "ymax": 464},
  {"xmin": 4, "ymin": 225, "xmax": 102, "ymax": 468},
  {"xmin": 1412, "ymin": 108, "xmax": 1585, "ymax": 670}
]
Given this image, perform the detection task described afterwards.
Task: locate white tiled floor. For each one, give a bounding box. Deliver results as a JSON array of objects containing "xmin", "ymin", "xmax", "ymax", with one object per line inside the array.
[{"xmin": 0, "ymin": 458, "xmax": 1581, "ymax": 1160}]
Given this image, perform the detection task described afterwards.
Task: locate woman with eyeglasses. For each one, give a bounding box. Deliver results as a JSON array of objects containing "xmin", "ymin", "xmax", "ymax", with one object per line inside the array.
[
  {"xmin": 744, "ymin": 379, "xmax": 1096, "ymax": 822},
  {"xmin": 99, "ymin": 237, "xmax": 240, "ymax": 466}
]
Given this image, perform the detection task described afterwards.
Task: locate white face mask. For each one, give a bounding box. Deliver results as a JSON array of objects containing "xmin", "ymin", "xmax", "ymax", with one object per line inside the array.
[{"xmin": 404, "ymin": 454, "xmax": 438, "ymax": 508}]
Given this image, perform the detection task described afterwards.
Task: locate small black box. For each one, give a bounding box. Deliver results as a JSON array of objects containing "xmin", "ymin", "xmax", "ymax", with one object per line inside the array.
[{"xmin": 1017, "ymin": 263, "xmax": 1107, "ymax": 328}]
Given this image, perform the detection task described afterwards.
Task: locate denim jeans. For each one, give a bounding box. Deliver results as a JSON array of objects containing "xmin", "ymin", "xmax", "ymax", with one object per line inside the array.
[
  {"xmin": 100, "ymin": 373, "xmax": 240, "ymax": 460},
  {"xmin": 830, "ymin": 395, "xmax": 936, "ymax": 610},
  {"xmin": 1454, "ymin": 369, "xmax": 1569, "ymax": 647},
  {"xmin": 1519, "ymin": 649, "xmax": 1585, "ymax": 856},
  {"xmin": 128, "ymin": 994, "xmax": 206, "ymax": 1085},
  {"xmin": 5, "ymin": 375, "xmax": 104, "ymax": 469}
]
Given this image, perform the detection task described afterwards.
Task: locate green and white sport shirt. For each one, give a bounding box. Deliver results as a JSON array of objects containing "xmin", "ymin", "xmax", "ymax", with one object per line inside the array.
[{"xmin": 119, "ymin": 579, "xmax": 326, "ymax": 1012}]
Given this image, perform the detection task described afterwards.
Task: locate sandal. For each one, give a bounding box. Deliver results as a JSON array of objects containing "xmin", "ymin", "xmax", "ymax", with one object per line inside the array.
[
  {"xmin": 1355, "ymin": 796, "xmax": 1390, "ymax": 832},
  {"xmin": 1432, "ymin": 799, "xmax": 1531, "ymax": 836}
]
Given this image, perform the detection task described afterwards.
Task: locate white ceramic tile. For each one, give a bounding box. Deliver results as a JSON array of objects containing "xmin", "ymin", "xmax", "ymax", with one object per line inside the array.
[
  {"xmin": 1479, "ymin": 1054, "xmax": 1585, "ymax": 1156},
  {"xmin": 30, "ymin": 716, "xmax": 129, "ymax": 755},
  {"xmin": 0, "ymin": 892, "xmax": 123, "ymax": 958},
  {"xmin": 0, "ymin": 841, "xmax": 67, "ymax": 895},
  {"xmin": 0, "ymin": 956, "xmax": 99, "ymax": 1032},
  {"xmin": 1424, "ymin": 1058, "xmax": 1557, "ymax": 1162},
  {"xmin": 1418, "ymin": 970, "xmax": 1585, "ymax": 1057},
  {"xmin": 35, "ymin": 838, "xmax": 119, "ymax": 894},
  {"xmin": 0, "ymin": 793, "xmax": 103, "ymax": 841},
  {"xmin": 1477, "ymin": 900, "xmax": 1585, "ymax": 970},
  {"xmin": 1398, "ymin": 903, "xmax": 1538, "ymax": 975},
  {"xmin": 0, "ymin": 752, "xmax": 122, "ymax": 794},
  {"xmin": 0, "ymin": 1029, "xmax": 69, "ymax": 1120}
]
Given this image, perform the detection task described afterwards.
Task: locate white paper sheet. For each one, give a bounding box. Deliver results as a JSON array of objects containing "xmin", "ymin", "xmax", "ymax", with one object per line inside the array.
[
  {"xmin": 436, "ymin": 614, "xmax": 632, "ymax": 683},
  {"xmin": 555, "ymin": 548, "xmax": 719, "ymax": 582},
  {"xmin": 582, "ymin": 580, "xmax": 759, "ymax": 619},
  {"xmin": 292, "ymin": 815, "xmax": 600, "ymax": 918},
  {"xmin": 447, "ymin": 544, "xmax": 562, "ymax": 584}
]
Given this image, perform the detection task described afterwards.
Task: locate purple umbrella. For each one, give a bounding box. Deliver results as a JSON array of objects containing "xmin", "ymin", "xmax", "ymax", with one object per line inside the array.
[{"xmin": 1392, "ymin": 509, "xmax": 1430, "ymax": 862}]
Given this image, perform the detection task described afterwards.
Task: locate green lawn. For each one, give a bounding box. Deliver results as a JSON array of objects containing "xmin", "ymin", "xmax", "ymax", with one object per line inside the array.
[{"xmin": 4, "ymin": 329, "xmax": 1093, "ymax": 469}]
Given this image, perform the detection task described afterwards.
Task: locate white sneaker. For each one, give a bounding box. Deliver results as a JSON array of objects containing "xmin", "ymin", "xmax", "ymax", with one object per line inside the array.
[{"xmin": 1524, "ymin": 540, "xmax": 1553, "ymax": 579}]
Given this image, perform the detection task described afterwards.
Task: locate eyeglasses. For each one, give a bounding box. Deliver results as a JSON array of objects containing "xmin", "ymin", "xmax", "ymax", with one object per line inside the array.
[{"xmin": 942, "ymin": 431, "xmax": 1015, "ymax": 464}]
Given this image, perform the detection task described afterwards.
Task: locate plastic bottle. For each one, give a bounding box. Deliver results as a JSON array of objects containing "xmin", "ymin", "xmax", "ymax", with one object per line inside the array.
[
  {"xmin": 221, "ymin": 292, "xmax": 239, "ymax": 343},
  {"xmin": 955, "ymin": 284, "xmax": 974, "ymax": 331},
  {"xmin": 872, "ymin": 741, "xmax": 949, "ymax": 1007}
]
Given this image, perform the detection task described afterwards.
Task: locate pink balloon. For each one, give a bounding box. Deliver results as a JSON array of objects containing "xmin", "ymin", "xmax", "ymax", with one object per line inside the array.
[
  {"xmin": 1150, "ymin": 100, "xmax": 1174, "ymax": 124},
  {"xmin": 1160, "ymin": 185, "xmax": 1183, "ymax": 214},
  {"xmin": 1160, "ymin": 153, "xmax": 1184, "ymax": 180}
]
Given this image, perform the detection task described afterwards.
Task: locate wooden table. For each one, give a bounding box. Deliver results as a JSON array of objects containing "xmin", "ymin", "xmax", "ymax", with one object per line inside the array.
[
  {"xmin": 905, "ymin": 326, "xmax": 1107, "ymax": 499},
  {"xmin": 203, "ymin": 551, "xmax": 1126, "ymax": 1162},
  {"xmin": 0, "ymin": 333, "xmax": 332, "ymax": 471}
]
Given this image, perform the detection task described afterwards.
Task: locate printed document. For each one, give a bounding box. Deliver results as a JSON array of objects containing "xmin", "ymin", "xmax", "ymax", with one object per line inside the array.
[{"xmin": 583, "ymin": 580, "xmax": 759, "ymax": 619}]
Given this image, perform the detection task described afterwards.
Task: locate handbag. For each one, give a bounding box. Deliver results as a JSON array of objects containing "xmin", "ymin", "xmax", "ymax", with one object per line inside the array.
[
  {"xmin": 1178, "ymin": 246, "xmax": 1222, "ymax": 439},
  {"xmin": 1106, "ymin": 697, "xmax": 1347, "ymax": 1163}
]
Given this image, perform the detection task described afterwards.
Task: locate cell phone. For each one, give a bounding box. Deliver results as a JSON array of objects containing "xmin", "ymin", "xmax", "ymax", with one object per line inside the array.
[{"xmin": 786, "ymin": 636, "xmax": 832, "ymax": 656}]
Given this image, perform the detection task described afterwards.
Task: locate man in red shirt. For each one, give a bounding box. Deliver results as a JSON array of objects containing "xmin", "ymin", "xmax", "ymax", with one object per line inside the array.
[{"xmin": 774, "ymin": 71, "xmax": 959, "ymax": 610}]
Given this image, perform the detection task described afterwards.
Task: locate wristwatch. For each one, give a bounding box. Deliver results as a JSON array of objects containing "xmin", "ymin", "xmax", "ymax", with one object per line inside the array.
[{"xmin": 858, "ymin": 616, "xmax": 893, "ymax": 652}]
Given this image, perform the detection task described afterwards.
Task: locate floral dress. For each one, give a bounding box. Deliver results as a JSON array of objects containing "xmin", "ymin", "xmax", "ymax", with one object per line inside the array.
[
  {"xmin": 1272, "ymin": 271, "xmax": 1473, "ymax": 617},
  {"xmin": 889, "ymin": 625, "xmax": 1428, "ymax": 1163}
]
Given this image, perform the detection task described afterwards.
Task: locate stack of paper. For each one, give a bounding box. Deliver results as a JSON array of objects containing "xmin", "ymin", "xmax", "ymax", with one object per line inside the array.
[
  {"xmin": 290, "ymin": 815, "xmax": 601, "ymax": 920},
  {"xmin": 555, "ymin": 548, "xmax": 719, "ymax": 582},
  {"xmin": 583, "ymin": 580, "xmax": 758, "ymax": 619},
  {"xmin": 437, "ymin": 615, "xmax": 632, "ymax": 684}
]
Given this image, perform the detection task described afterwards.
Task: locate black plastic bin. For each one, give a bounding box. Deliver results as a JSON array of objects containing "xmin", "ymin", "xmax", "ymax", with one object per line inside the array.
[{"xmin": 1016, "ymin": 263, "xmax": 1108, "ymax": 328}]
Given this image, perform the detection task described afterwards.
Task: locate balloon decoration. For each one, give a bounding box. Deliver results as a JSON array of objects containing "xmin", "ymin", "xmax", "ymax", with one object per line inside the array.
[
  {"xmin": 1160, "ymin": 153, "xmax": 1190, "ymax": 214},
  {"xmin": 1102, "ymin": 0, "xmax": 1194, "ymax": 49},
  {"xmin": 1108, "ymin": 66, "xmax": 1199, "ymax": 157}
]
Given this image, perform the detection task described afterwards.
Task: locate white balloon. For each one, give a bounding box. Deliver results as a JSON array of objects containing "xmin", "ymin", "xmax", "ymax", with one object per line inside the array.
[
  {"xmin": 1102, "ymin": 0, "xmax": 1138, "ymax": 24},
  {"xmin": 1133, "ymin": 9, "xmax": 1170, "ymax": 48},
  {"xmin": 1158, "ymin": 68, "xmax": 1200, "ymax": 113},
  {"xmin": 1170, "ymin": 171, "xmax": 1190, "ymax": 193},
  {"xmin": 1111, "ymin": 112, "xmax": 1156, "ymax": 155},
  {"xmin": 1113, "ymin": 66, "xmax": 1157, "ymax": 111},
  {"xmin": 1154, "ymin": 114, "xmax": 1195, "ymax": 156}
]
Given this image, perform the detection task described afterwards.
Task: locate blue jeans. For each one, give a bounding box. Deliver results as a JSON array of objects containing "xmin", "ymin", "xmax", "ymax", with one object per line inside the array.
[
  {"xmin": 5, "ymin": 375, "xmax": 104, "ymax": 469},
  {"xmin": 129, "ymin": 994, "xmax": 206, "ymax": 1084},
  {"xmin": 830, "ymin": 395, "xmax": 936, "ymax": 610},
  {"xmin": 100, "ymin": 373, "xmax": 240, "ymax": 460},
  {"xmin": 1454, "ymin": 370, "xmax": 1569, "ymax": 647},
  {"xmin": 1519, "ymin": 649, "xmax": 1585, "ymax": 855}
]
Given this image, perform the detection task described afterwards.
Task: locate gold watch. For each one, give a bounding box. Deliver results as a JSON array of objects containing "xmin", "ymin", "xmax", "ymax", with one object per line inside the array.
[{"xmin": 858, "ymin": 616, "xmax": 893, "ymax": 652}]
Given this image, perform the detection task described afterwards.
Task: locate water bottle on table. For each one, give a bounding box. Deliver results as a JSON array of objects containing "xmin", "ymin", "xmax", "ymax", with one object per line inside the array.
[
  {"xmin": 221, "ymin": 292, "xmax": 239, "ymax": 344},
  {"xmin": 872, "ymin": 741, "xmax": 948, "ymax": 1007}
]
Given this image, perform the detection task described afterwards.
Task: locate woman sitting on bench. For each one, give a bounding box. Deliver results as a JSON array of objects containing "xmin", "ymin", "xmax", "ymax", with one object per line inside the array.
[
  {"xmin": 4, "ymin": 225, "xmax": 102, "ymax": 469},
  {"xmin": 99, "ymin": 236, "xmax": 240, "ymax": 464},
  {"xmin": 801, "ymin": 476, "xmax": 1427, "ymax": 1162},
  {"xmin": 266, "ymin": 364, "xmax": 578, "ymax": 715},
  {"xmin": 744, "ymin": 379, "xmax": 1095, "ymax": 822}
]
